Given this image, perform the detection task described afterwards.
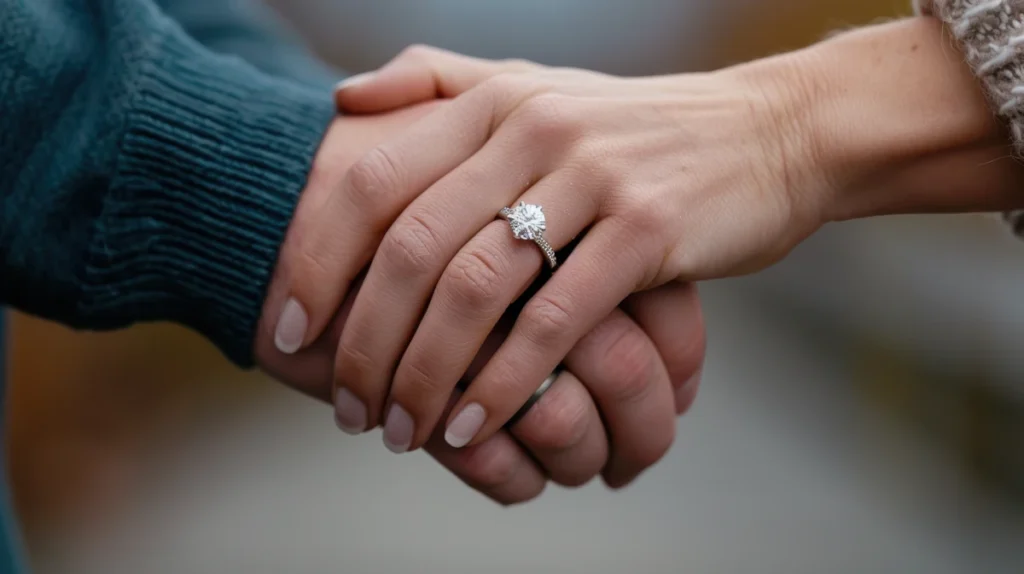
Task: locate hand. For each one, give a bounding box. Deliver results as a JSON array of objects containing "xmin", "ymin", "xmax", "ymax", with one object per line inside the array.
[
  {"xmin": 327, "ymin": 46, "xmax": 823, "ymax": 452},
  {"xmin": 255, "ymin": 105, "xmax": 706, "ymax": 498}
]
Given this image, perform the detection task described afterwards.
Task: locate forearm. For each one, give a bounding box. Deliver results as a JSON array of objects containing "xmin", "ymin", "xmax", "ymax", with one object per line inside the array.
[{"xmin": 733, "ymin": 17, "xmax": 1023, "ymax": 222}]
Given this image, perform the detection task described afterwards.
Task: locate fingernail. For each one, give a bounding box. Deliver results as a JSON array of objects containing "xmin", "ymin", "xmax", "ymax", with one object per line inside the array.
[
  {"xmin": 383, "ymin": 404, "xmax": 414, "ymax": 453},
  {"xmin": 334, "ymin": 388, "xmax": 367, "ymax": 435},
  {"xmin": 445, "ymin": 403, "xmax": 486, "ymax": 448},
  {"xmin": 335, "ymin": 72, "xmax": 374, "ymax": 91},
  {"xmin": 274, "ymin": 298, "xmax": 308, "ymax": 354}
]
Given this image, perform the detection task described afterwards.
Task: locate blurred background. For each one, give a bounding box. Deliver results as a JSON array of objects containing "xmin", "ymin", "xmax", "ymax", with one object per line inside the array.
[{"xmin": 7, "ymin": 0, "xmax": 1024, "ymax": 572}]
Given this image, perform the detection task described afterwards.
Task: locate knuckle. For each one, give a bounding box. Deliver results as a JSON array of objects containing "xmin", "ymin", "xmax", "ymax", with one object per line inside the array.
[
  {"xmin": 632, "ymin": 426, "xmax": 675, "ymax": 469},
  {"xmin": 459, "ymin": 441, "xmax": 519, "ymax": 491},
  {"xmin": 334, "ymin": 342, "xmax": 378, "ymax": 395},
  {"xmin": 514, "ymin": 94, "xmax": 584, "ymax": 142},
  {"xmin": 345, "ymin": 146, "xmax": 404, "ymax": 221},
  {"xmin": 602, "ymin": 328, "xmax": 657, "ymax": 405},
  {"xmin": 393, "ymin": 358, "xmax": 449, "ymax": 407},
  {"xmin": 293, "ymin": 237, "xmax": 334, "ymax": 285},
  {"xmin": 666, "ymin": 327, "xmax": 707, "ymax": 388},
  {"xmin": 479, "ymin": 72, "xmax": 525, "ymax": 99},
  {"xmin": 499, "ymin": 57, "xmax": 539, "ymax": 72},
  {"xmin": 521, "ymin": 293, "xmax": 575, "ymax": 345},
  {"xmin": 441, "ymin": 241, "xmax": 508, "ymax": 313},
  {"xmin": 398, "ymin": 43, "xmax": 439, "ymax": 62},
  {"xmin": 521, "ymin": 391, "xmax": 590, "ymax": 453},
  {"xmin": 554, "ymin": 470, "xmax": 598, "ymax": 490},
  {"xmin": 616, "ymin": 194, "xmax": 664, "ymax": 236},
  {"xmin": 380, "ymin": 212, "xmax": 446, "ymax": 276}
]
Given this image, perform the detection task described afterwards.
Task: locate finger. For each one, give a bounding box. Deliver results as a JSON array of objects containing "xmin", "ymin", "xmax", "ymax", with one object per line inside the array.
[
  {"xmin": 446, "ymin": 218, "xmax": 658, "ymax": 449},
  {"xmin": 384, "ymin": 170, "xmax": 600, "ymax": 452},
  {"xmin": 624, "ymin": 283, "xmax": 706, "ymax": 415},
  {"xmin": 332, "ymin": 123, "xmax": 549, "ymax": 439},
  {"xmin": 561, "ymin": 307, "xmax": 676, "ymax": 489},
  {"xmin": 271, "ymin": 88, "xmax": 497, "ymax": 358},
  {"xmin": 265, "ymin": 105, "xmax": 443, "ymax": 358},
  {"xmin": 507, "ymin": 369, "xmax": 608, "ymax": 488},
  {"xmin": 335, "ymin": 45, "xmax": 538, "ymax": 114},
  {"xmin": 422, "ymin": 392, "xmax": 546, "ymax": 506}
]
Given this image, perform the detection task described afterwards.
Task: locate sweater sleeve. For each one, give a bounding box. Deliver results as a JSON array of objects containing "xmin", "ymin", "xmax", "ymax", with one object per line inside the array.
[
  {"xmin": 155, "ymin": 0, "xmax": 340, "ymax": 89},
  {"xmin": 914, "ymin": 1, "xmax": 1024, "ymax": 235},
  {"xmin": 0, "ymin": 0, "xmax": 336, "ymax": 366}
]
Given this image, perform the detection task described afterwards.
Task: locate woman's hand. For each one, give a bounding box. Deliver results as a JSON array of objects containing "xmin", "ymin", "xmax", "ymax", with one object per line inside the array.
[
  {"xmin": 257, "ymin": 104, "xmax": 706, "ymax": 497},
  {"xmin": 327, "ymin": 46, "xmax": 826, "ymax": 452}
]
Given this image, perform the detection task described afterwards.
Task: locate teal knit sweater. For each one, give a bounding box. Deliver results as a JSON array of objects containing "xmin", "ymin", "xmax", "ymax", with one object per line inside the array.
[
  {"xmin": 0, "ymin": 0, "xmax": 341, "ymax": 569},
  {"xmin": 0, "ymin": 0, "xmax": 337, "ymax": 365}
]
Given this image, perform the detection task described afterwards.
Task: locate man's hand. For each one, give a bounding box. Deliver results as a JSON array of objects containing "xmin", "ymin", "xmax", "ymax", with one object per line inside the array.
[{"xmin": 253, "ymin": 104, "xmax": 706, "ymax": 502}]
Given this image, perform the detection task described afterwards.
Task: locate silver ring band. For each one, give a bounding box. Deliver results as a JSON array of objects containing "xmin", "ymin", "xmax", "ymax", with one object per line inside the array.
[
  {"xmin": 498, "ymin": 202, "xmax": 557, "ymax": 268},
  {"xmin": 505, "ymin": 368, "xmax": 561, "ymax": 429}
]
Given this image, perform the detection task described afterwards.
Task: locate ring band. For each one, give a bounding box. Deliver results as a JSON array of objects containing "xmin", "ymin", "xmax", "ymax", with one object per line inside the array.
[
  {"xmin": 498, "ymin": 202, "xmax": 557, "ymax": 268},
  {"xmin": 505, "ymin": 368, "xmax": 561, "ymax": 429}
]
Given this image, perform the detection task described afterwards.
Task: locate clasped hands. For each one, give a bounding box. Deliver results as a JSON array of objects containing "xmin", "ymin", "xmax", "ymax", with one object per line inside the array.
[{"xmin": 251, "ymin": 44, "xmax": 832, "ymax": 504}]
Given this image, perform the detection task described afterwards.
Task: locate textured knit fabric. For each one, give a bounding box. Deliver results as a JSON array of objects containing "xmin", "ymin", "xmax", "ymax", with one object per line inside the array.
[
  {"xmin": 0, "ymin": 2, "xmax": 339, "ymax": 568},
  {"xmin": 914, "ymin": 0, "xmax": 1024, "ymax": 233},
  {"xmin": 0, "ymin": 0, "xmax": 336, "ymax": 367}
]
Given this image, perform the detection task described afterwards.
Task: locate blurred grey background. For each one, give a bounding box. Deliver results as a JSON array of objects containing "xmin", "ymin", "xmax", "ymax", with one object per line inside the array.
[{"xmin": 11, "ymin": 1, "xmax": 1024, "ymax": 573}]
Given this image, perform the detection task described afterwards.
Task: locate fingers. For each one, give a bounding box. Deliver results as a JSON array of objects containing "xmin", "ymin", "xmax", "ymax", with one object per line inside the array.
[
  {"xmin": 332, "ymin": 127, "xmax": 548, "ymax": 439},
  {"xmin": 379, "ymin": 172, "xmax": 600, "ymax": 452},
  {"xmin": 624, "ymin": 283, "xmax": 706, "ymax": 415},
  {"xmin": 422, "ymin": 392, "xmax": 546, "ymax": 506},
  {"xmin": 445, "ymin": 218, "xmax": 658, "ymax": 448},
  {"xmin": 506, "ymin": 369, "xmax": 608, "ymax": 488},
  {"xmin": 335, "ymin": 45, "xmax": 538, "ymax": 114},
  {"xmin": 560, "ymin": 307, "xmax": 676, "ymax": 489},
  {"xmin": 271, "ymin": 89, "xmax": 496, "ymax": 361}
]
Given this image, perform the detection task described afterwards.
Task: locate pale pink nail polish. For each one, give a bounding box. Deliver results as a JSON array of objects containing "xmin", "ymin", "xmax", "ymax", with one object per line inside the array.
[
  {"xmin": 383, "ymin": 404, "xmax": 414, "ymax": 453},
  {"xmin": 335, "ymin": 72, "xmax": 375, "ymax": 92},
  {"xmin": 334, "ymin": 388, "xmax": 367, "ymax": 435},
  {"xmin": 274, "ymin": 298, "xmax": 307, "ymax": 354},
  {"xmin": 445, "ymin": 403, "xmax": 486, "ymax": 448}
]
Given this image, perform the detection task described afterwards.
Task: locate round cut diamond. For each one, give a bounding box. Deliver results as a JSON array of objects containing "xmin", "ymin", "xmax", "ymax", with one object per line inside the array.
[{"xmin": 506, "ymin": 202, "xmax": 546, "ymax": 240}]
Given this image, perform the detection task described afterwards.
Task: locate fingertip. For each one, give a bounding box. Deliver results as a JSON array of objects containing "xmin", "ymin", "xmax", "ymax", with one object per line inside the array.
[
  {"xmin": 334, "ymin": 64, "xmax": 437, "ymax": 114},
  {"xmin": 335, "ymin": 71, "xmax": 376, "ymax": 92},
  {"xmin": 274, "ymin": 297, "xmax": 309, "ymax": 354}
]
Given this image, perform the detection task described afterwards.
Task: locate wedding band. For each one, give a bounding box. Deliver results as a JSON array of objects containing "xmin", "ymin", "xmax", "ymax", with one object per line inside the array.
[
  {"xmin": 505, "ymin": 368, "xmax": 561, "ymax": 429},
  {"xmin": 498, "ymin": 202, "xmax": 557, "ymax": 268}
]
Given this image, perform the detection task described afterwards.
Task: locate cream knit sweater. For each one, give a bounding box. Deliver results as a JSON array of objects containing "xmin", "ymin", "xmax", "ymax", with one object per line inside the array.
[{"xmin": 915, "ymin": 0, "xmax": 1024, "ymax": 231}]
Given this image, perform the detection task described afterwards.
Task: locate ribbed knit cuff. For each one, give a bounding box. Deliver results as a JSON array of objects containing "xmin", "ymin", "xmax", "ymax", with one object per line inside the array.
[
  {"xmin": 913, "ymin": 1, "xmax": 1024, "ymax": 239},
  {"xmin": 80, "ymin": 30, "xmax": 335, "ymax": 367}
]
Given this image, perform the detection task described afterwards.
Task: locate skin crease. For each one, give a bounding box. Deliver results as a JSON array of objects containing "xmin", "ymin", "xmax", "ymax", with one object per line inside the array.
[
  {"xmin": 322, "ymin": 16, "xmax": 1024, "ymax": 454},
  {"xmin": 252, "ymin": 103, "xmax": 707, "ymax": 503}
]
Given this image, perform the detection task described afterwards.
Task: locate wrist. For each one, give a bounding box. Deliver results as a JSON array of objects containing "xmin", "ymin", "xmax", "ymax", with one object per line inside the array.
[{"xmin": 730, "ymin": 17, "xmax": 1004, "ymax": 223}]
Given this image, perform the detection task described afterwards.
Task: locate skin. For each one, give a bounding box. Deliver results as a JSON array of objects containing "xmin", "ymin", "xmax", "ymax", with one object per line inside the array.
[
  {"xmin": 304, "ymin": 15, "xmax": 1024, "ymax": 455},
  {"xmin": 253, "ymin": 103, "xmax": 706, "ymax": 503}
]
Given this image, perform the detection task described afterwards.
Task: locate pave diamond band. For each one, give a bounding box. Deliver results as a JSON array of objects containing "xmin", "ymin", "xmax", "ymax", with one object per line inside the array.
[{"xmin": 498, "ymin": 202, "xmax": 558, "ymax": 268}]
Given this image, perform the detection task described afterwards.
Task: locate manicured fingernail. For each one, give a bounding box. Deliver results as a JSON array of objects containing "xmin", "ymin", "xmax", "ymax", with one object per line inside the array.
[
  {"xmin": 274, "ymin": 298, "xmax": 307, "ymax": 354},
  {"xmin": 383, "ymin": 404, "xmax": 414, "ymax": 453},
  {"xmin": 334, "ymin": 388, "xmax": 367, "ymax": 435},
  {"xmin": 335, "ymin": 72, "xmax": 374, "ymax": 91},
  {"xmin": 445, "ymin": 403, "xmax": 486, "ymax": 448}
]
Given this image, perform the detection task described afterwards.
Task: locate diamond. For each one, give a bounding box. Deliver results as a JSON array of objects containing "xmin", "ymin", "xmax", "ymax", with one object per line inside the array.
[{"xmin": 505, "ymin": 202, "xmax": 546, "ymax": 240}]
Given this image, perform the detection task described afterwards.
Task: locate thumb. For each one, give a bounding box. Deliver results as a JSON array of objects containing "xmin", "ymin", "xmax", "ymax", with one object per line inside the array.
[{"xmin": 334, "ymin": 45, "xmax": 537, "ymax": 114}]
